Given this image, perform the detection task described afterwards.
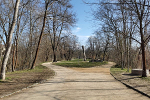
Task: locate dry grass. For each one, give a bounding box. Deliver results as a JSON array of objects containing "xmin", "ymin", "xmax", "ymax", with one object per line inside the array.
[
  {"xmin": 0, "ymin": 65, "xmax": 54, "ymax": 97},
  {"xmin": 70, "ymin": 67, "xmax": 110, "ymax": 74}
]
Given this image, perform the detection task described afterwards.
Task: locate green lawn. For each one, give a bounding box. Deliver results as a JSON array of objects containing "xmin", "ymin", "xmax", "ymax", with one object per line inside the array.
[
  {"xmin": 6, "ymin": 65, "xmax": 47, "ymax": 74},
  {"xmin": 53, "ymin": 59, "xmax": 108, "ymax": 68},
  {"xmin": 110, "ymin": 67, "xmax": 131, "ymax": 75}
]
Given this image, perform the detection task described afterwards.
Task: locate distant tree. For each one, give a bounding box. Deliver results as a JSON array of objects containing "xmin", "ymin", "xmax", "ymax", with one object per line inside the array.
[{"xmin": 46, "ymin": 0, "xmax": 76, "ymax": 62}]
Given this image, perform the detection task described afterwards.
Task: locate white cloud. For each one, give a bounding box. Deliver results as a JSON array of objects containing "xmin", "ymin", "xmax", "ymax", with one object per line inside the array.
[
  {"xmin": 78, "ymin": 35, "xmax": 90, "ymax": 38},
  {"xmin": 73, "ymin": 27, "xmax": 81, "ymax": 33},
  {"xmin": 77, "ymin": 27, "xmax": 81, "ymax": 30}
]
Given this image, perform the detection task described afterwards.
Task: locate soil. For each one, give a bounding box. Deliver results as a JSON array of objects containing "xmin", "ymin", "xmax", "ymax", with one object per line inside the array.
[
  {"xmin": 111, "ymin": 70, "xmax": 150, "ymax": 98},
  {"xmin": 1, "ymin": 62, "xmax": 150, "ymax": 100},
  {"xmin": 69, "ymin": 62, "xmax": 114, "ymax": 74},
  {"xmin": 71, "ymin": 62, "xmax": 150, "ymax": 98},
  {"xmin": 0, "ymin": 67, "xmax": 54, "ymax": 98}
]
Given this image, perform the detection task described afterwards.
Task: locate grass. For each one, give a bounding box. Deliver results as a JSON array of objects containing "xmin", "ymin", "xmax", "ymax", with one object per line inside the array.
[
  {"xmin": 7, "ymin": 65, "xmax": 46, "ymax": 74},
  {"xmin": 141, "ymin": 77, "xmax": 150, "ymax": 81},
  {"xmin": 53, "ymin": 59, "xmax": 108, "ymax": 68},
  {"xmin": 0, "ymin": 65, "xmax": 51, "ymax": 82},
  {"xmin": 110, "ymin": 66, "xmax": 150, "ymax": 81},
  {"xmin": 110, "ymin": 67, "xmax": 131, "ymax": 75},
  {"xmin": 0, "ymin": 64, "xmax": 54, "ymax": 97}
]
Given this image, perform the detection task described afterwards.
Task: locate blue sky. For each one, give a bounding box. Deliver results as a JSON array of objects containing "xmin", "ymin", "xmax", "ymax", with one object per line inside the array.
[{"xmin": 70, "ymin": 0, "xmax": 97, "ymax": 45}]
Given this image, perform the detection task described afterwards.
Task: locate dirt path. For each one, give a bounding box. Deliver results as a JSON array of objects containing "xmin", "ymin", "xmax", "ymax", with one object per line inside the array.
[{"xmin": 3, "ymin": 62, "xmax": 149, "ymax": 100}]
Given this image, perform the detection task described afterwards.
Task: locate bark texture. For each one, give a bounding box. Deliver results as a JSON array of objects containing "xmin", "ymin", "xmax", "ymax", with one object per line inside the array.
[
  {"xmin": 0, "ymin": 0, "xmax": 20, "ymax": 80},
  {"xmin": 31, "ymin": 1, "xmax": 52, "ymax": 69}
]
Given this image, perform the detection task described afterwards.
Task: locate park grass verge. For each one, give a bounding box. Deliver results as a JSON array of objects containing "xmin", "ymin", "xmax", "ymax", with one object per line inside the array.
[
  {"xmin": 110, "ymin": 66, "xmax": 150, "ymax": 81},
  {"xmin": 110, "ymin": 66, "xmax": 150, "ymax": 98},
  {"xmin": 110, "ymin": 67, "xmax": 131, "ymax": 75},
  {"xmin": 141, "ymin": 76, "xmax": 150, "ymax": 82},
  {"xmin": 53, "ymin": 59, "xmax": 108, "ymax": 68},
  {"xmin": 0, "ymin": 65, "xmax": 54, "ymax": 98}
]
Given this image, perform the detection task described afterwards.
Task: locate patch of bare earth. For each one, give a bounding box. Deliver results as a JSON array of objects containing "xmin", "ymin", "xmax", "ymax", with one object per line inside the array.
[
  {"xmin": 70, "ymin": 62, "xmax": 150, "ymax": 97},
  {"xmin": 0, "ymin": 67, "xmax": 54, "ymax": 98},
  {"xmin": 69, "ymin": 62, "xmax": 115, "ymax": 75},
  {"xmin": 2, "ymin": 62, "xmax": 150, "ymax": 100},
  {"xmin": 111, "ymin": 70, "xmax": 150, "ymax": 97}
]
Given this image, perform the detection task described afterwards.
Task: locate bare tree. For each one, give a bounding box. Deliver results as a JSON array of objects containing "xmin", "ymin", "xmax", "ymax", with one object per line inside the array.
[
  {"xmin": 89, "ymin": 0, "xmax": 150, "ymax": 77},
  {"xmin": 30, "ymin": 0, "xmax": 55, "ymax": 69},
  {"xmin": 119, "ymin": 0, "xmax": 150, "ymax": 77},
  {"xmin": 0, "ymin": 0, "xmax": 20, "ymax": 80},
  {"xmin": 46, "ymin": 0, "xmax": 76, "ymax": 62},
  {"xmin": 11, "ymin": 0, "xmax": 31, "ymax": 71}
]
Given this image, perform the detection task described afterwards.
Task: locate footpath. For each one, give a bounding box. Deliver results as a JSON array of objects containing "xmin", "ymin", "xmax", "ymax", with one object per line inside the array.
[{"xmin": 3, "ymin": 62, "xmax": 149, "ymax": 100}]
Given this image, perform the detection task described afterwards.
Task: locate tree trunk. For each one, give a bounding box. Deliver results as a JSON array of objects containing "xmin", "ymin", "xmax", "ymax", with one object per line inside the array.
[
  {"xmin": 121, "ymin": 51, "xmax": 124, "ymax": 70},
  {"xmin": 103, "ymin": 51, "xmax": 106, "ymax": 61},
  {"xmin": 141, "ymin": 41, "xmax": 146, "ymax": 77},
  {"xmin": 52, "ymin": 13, "xmax": 57, "ymax": 62},
  {"xmin": 0, "ymin": 0, "xmax": 20, "ymax": 80},
  {"xmin": 127, "ymin": 38, "xmax": 129, "ymax": 72},
  {"xmin": 29, "ymin": 2, "xmax": 33, "ymax": 68},
  {"xmin": 31, "ymin": 1, "xmax": 49, "ymax": 69},
  {"xmin": 12, "ymin": 43, "xmax": 15, "ymax": 72},
  {"xmin": 52, "ymin": 45, "xmax": 57, "ymax": 62},
  {"xmin": 53, "ymin": 51, "xmax": 57, "ymax": 62},
  {"xmin": 139, "ymin": 9, "xmax": 147, "ymax": 77},
  {"xmin": 141, "ymin": 30, "xmax": 147, "ymax": 77},
  {"xmin": 15, "ymin": 39, "xmax": 18, "ymax": 69},
  {"xmin": 82, "ymin": 46, "xmax": 86, "ymax": 61}
]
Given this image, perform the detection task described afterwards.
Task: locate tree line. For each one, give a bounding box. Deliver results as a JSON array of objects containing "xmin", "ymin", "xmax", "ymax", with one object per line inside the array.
[
  {"xmin": 85, "ymin": 0, "xmax": 150, "ymax": 77},
  {"xmin": 0, "ymin": 0, "xmax": 78, "ymax": 80}
]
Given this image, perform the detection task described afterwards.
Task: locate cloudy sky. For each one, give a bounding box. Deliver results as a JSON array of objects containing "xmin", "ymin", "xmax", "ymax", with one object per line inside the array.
[{"xmin": 70, "ymin": 0, "xmax": 97, "ymax": 45}]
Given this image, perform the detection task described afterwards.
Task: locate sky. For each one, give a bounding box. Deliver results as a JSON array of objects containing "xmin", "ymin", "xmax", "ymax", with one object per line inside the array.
[{"xmin": 70, "ymin": 0, "xmax": 97, "ymax": 46}]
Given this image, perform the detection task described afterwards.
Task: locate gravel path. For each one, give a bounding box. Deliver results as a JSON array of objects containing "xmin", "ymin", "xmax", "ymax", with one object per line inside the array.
[{"xmin": 3, "ymin": 62, "xmax": 149, "ymax": 100}]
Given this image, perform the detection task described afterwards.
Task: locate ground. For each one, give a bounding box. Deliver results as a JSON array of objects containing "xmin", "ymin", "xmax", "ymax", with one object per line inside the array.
[
  {"xmin": 69, "ymin": 62, "xmax": 113, "ymax": 74},
  {"xmin": 2, "ymin": 62, "xmax": 149, "ymax": 100},
  {"xmin": 110, "ymin": 67, "xmax": 150, "ymax": 97},
  {"xmin": 0, "ymin": 65, "xmax": 54, "ymax": 98}
]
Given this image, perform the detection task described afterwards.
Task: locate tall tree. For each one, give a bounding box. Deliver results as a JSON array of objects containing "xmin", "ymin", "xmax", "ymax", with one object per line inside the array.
[
  {"xmin": 0, "ymin": 0, "xmax": 20, "ymax": 80},
  {"xmin": 46, "ymin": 0, "xmax": 76, "ymax": 62},
  {"xmin": 31, "ymin": 0, "xmax": 55, "ymax": 69},
  {"xmin": 87, "ymin": 0, "xmax": 150, "ymax": 77},
  {"xmin": 121, "ymin": 0, "xmax": 150, "ymax": 77},
  {"xmin": 11, "ymin": 0, "xmax": 30, "ymax": 71}
]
